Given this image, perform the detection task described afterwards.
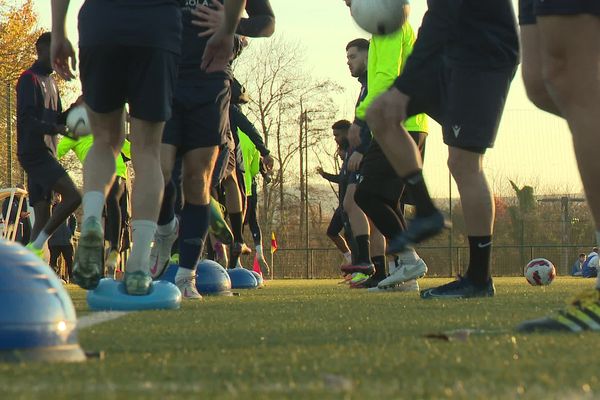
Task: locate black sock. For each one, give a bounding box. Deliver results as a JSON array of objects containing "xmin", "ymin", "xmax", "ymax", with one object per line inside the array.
[
  {"xmin": 158, "ymin": 180, "xmax": 176, "ymax": 225},
  {"xmin": 403, "ymin": 170, "xmax": 437, "ymax": 217},
  {"xmin": 371, "ymin": 256, "xmax": 386, "ymax": 279},
  {"xmin": 178, "ymin": 202, "xmax": 210, "ymax": 270},
  {"xmin": 465, "ymin": 235, "xmax": 492, "ymax": 286},
  {"xmin": 355, "ymin": 235, "xmax": 371, "ymax": 264},
  {"xmin": 230, "ymin": 212, "xmax": 244, "ymax": 243}
]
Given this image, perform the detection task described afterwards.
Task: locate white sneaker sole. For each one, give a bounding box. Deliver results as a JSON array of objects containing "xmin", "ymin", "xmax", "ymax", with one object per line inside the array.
[
  {"xmin": 378, "ymin": 259, "xmax": 427, "ymax": 288},
  {"xmin": 368, "ymin": 281, "xmax": 419, "ymax": 293}
]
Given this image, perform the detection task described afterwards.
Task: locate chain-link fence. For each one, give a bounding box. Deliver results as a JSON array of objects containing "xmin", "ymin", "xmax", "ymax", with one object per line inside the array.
[{"xmin": 265, "ymin": 244, "xmax": 593, "ymax": 279}]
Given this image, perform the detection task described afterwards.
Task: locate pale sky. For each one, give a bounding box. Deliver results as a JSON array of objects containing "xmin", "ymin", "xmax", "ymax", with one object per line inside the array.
[{"xmin": 32, "ymin": 0, "xmax": 582, "ymax": 198}]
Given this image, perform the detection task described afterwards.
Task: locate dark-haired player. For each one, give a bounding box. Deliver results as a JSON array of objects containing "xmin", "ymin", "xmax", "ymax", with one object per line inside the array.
[
  {"xmin": 16, "ymin": 32, "xmax": 81, "ymax": 259},
  {"xmin": 365, "ymin": 0, "xmax": 519, "ymax": 298}
]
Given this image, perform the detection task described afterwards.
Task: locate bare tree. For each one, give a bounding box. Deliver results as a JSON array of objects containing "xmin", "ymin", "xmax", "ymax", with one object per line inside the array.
[{"xmin": 234, "ymin": 35, "xmax": 341, "ymax": 246}]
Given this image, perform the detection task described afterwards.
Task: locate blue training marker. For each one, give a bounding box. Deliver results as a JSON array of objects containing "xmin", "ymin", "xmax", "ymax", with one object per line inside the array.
[
  {"xmin": 0, "ymin": 240, "xmax": 86, "ymax": 362},
  {"xmin": 87, "ymin": 279, "xmax": 181, "ymax": 311},
  {"xmin": 228, "ymin": 267, "xmax": 258, "ymax": 289}
]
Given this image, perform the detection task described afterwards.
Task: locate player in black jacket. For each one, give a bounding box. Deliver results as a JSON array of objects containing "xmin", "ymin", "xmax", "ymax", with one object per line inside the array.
[{"xmin": 16, "ymin": 32, "xmax": 81, "ymax": 259}]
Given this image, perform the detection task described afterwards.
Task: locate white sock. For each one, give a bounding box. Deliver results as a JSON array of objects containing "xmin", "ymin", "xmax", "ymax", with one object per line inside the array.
[
  {"xmin": 157, "ymin": 217, "xmax": 177, "ymax": 235},
  {"xmin": 343, "ymin": 251, "xmax": 352, "ymax": 263},
  {"xmin": 126, "ymin": 220, "xmax": 157, "ymax": 273},
  {"xmin": 256, "ymin": 244, "xmax": 264, "ymax": 257},
  {"xmin": 82, "ymin": 191, "xmax": 105, "ymax": 222},
  {"xmin": 596, "ymin": 231, "xmax": 600, "ymax": 290},
  {"xmin": 398, "ymin": 248, "xmax": 419, "ymax": 263},
  {"xmin": 175, "ymin": 267, "xmax": 194, "ymax": 281},
  {"xmin": 32, "ymin": 231, "xmax": 49, "ymax": 249}
]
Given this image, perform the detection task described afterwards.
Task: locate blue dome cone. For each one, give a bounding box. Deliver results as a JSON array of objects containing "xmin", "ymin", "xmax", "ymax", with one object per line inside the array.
[
  {"xmin": 228, "ymin": 267, "xmax": 258, "ymax": 289},
  {"xmin": 0, "ymin": 240, "xmax": 86, "ymax": 362},
  {"xmin": 250, "ymin": 270, "xmax": 264, "ymax": 288},
  {"xmin": 87, "ymin": 279, "xmax": 181, "ymax": 311},
  {"xmin": 160, "ymin": 264, "xmax": 179, "ymax": 283},
  {"xmin": 196, "ymin": 260, "xmax": 232, "ymax": 296}
]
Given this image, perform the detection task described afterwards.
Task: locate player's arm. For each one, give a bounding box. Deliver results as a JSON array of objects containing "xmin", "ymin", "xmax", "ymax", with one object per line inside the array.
[
  {"xmin": 16, "ymin": 75, "xmax": 66, "ymax": 137},
  {"xmin": 394, "ymin": 0, "xmax": 461, "ymax": 96},
  {"xmin": 51, "ymin": 0, "xmax": 76, "ymax": 80},
  {"xmin": 231, "ymin": 106, "xmax": 269, "ymax": 157},
  {"xmin": 239, "ymin": 0, "xmax": 275, "ymax": 37},
  {"xmin": 201, "ymin": 0, "xmax": 246, "ymax": 73}
]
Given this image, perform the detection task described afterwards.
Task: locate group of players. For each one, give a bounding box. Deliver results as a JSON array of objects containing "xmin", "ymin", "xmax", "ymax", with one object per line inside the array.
[
  {"xmin": 13, "ymin": 0, "xmax": 600, "ymax": 331},
  {"xmin": 17, "ymin": 0, "xmax": 275, "ymax": 300}
]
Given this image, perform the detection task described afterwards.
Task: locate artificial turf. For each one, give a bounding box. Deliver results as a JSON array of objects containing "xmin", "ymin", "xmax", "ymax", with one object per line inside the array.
[{"xmin": 1, "ymin": 277, "xmax": 599, "ymax": 400}]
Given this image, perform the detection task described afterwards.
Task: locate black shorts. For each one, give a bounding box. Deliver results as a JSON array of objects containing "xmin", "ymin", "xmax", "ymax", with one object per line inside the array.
[
  {"xmin": 80, "ymin": 46, "xmax": 178, "ymax": 122},
  {"xmin": 211, "ymin": 143, "xmax": 237, "ymax": 188},
  {"xmin": 24, "ymin": 156, "xmax": 67, "ymax": 205},
  {"xmin": 407, "ymin": 59, "xmax": 516, "ymax": 152},
  {"xmin": 359, "ymin": 132, "xmax": 426, "ymax": 204},
  {"xmin": 519, "ymin": 0, "xmax": 600, "ymax": 25},
  {"xmin": 162, "ymin": 80, "xmax": 230, "ymax": 154},
  {"xmin": 327, "ymin": 207, "xmax": 345, "ymax": 237}
]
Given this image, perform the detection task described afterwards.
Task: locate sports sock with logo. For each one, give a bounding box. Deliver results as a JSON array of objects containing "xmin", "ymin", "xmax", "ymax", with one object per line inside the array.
[{"xmin": 465, "ymin": 235, "xmax": 492, "ymax": 286}]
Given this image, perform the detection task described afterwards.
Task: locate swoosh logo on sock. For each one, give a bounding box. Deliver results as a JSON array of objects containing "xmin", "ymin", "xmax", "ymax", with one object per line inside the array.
[{"xmin": 477, "ymin": 242, "xmax": 492, "ymax": 248}]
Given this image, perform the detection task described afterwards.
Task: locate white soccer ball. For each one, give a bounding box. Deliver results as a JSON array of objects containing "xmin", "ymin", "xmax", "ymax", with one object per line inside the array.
[
  {"xmin": 66, "ymin": 105, "xmax": 91, "ymax": 136},
  {"xmin": 524, "ymin": 258, "xmax": 556, "ymax": 286},
  {"xmin": 350, "ymin": 0, "xmax": 408, "ymax": 35}
]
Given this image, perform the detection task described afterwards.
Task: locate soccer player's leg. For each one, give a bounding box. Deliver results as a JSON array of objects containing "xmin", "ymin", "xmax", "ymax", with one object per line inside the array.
[
  {"xmin": 224, "ymin": 169, "xmax": 252, "ymax": 269},
  {"xmin": 104, "ymin": 177, "xmax": 125, "ymax": 278},
  {"xmin": 353, "ymin": 139, "xmax": 426, "ymax": 290},
  {"xmin": 366, "ymin": 71, "xmax": 447, "ymax": 253},
  {"xmin": 326, "ymin": 207, "xmax": 352, "ymax": 268},
  {"xmin": 170, "ymin": 79, "xmax": 228, "ymax": 298},
  {"xmin": 519, "ymin": 0, "xmax": 561, "ymax": 116},
  {"xmin": 341, "ymin": 182, "xmax": 374, "ymax": 276},
  {"xmin": 246, "ymin": 185, "xmax": 270, "ymax": 276},
  {"xmin": 119, "ymin": 46, "xmax": 177, "ymax": 295},
  {"xmin": 75, "ymin": 46, "xmax": 128, "ymax": 290},
  {"xmin": 27, "ymin": 160, "xmax": 81, "ymax": 259},
  {"xmin": 518, "ymin": 7, "xmax": 600, "ymax": 331},
  {"xmin": 420, "ymin": 66, "xmax": 515, "ymax": 299}
]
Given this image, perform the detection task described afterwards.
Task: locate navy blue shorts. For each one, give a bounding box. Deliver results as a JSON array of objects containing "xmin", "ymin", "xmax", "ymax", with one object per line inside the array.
[
  {"xmin": 407, "ymin": 59, "xmax": 516, "ymax": 152},
  {"xmin": 162, "ymin": 80, "xmax": 230, "ymax": 154},
  {"xmin": 519, "ymin": 0, "xmax": 600, "ymax": 25},
  {"xmin": 80, "ymin": 46, "xmax": 177, "ymax": 122},
  {"xmin": 25, "ymin": 156, "xmax": 67, "ymax": 205}
]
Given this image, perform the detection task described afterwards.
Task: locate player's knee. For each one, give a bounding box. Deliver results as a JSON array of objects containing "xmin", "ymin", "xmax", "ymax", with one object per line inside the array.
[
  {"xmin": 523, "ymin": 70, "xmax": 554, "ymax": 110},
  {"xmin": 182, "ymin": 172, "xmax": 210, "ymax": 199},
  {"xmin": 541, "ymin": 55, "xmax": 571, "ymax": 98}
]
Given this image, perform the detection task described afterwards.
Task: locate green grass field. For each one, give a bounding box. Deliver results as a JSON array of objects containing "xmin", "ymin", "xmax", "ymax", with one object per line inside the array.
[{"xmin": 1, "ymin": 277, "xmax": 599, "ymax": 400}]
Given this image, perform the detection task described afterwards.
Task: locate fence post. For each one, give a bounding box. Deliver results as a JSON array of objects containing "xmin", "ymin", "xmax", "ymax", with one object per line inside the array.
[{"xmin": 6, "ymin": 83, "xmax": 13, "ymax": 187}]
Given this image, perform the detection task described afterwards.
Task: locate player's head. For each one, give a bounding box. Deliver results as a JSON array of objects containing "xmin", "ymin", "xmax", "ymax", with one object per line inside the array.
[
  {"xmin": 343, "ymin": 0, "xmax": 351, "ymax": 7},
  {"xmin": 331, "ymin": 119, "xmax": 351, "ymax": 147},
  {"xmin": 346, "ymin": 39, "xmax": 369, "ymax": 77},
  {"xmin": 579, "ymin": 253, "xmax": 587, "ymax": 261},
  {"xmin": 35, "ymin": 32, "xmax": 52, "ymax": 68},
  {"xmin": 594, "ymin": 247, "xmax": 599, "ymax": 254}
]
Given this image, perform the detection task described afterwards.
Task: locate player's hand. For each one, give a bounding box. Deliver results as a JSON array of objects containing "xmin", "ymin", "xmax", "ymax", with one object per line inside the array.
[
  {"xmin": 316, "ymin": 166, "xmax": 324, "ymax": 176},
  {"xmin": 366, "ymin": 87, "xmax": 410, "ymax": 133},
  {"xmin": 263, "ymin": 154, "xmax": 275, "ymax": 171},
  {"xmin": 201, "ymin": 26, "xmax": 234, "ymax": 73},
  {"xmin": 347, "ymin": 152, "xmax": 363, "ymax": 172},
  {"xmin": 51, "ymin": 34, "xmax": 77, "ymax": 81},
  {"xmin": 348, "ymin": 123, "xmax": 361, "ymax": 149},
  {"xmin": 191, "ymin": 0, "xmax": 224, "ymax": 37}
]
